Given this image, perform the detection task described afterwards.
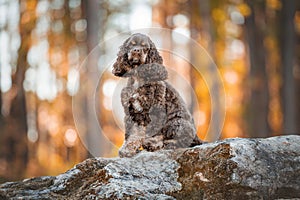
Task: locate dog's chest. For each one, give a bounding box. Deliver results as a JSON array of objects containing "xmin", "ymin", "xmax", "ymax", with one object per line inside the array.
[
  {"xmin": 131, "ymin": 77, "xmax": 146, "ymax": 90},
  {"xmin": 132, "ymin": 78, "xmax": 139, "ymax": 90}
]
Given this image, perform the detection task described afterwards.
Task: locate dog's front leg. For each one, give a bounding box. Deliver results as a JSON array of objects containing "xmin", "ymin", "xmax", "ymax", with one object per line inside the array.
[{"xmin": 119, "ymin": 123, "xmax": 145, "ymax": 157}]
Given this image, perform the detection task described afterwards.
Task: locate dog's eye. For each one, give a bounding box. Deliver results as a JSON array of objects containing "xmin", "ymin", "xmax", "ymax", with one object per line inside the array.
[
  {"xmin": 141, "ymin": 42, "xmax": 150, "ymax": 49},
  {"xmin": 131, "ymin": 40, "xmax": 136, "ymax": 45}
]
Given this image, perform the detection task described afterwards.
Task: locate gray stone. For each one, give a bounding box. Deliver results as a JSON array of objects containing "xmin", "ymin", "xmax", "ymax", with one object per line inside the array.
[{"xmin": 0, "ymin": 135, "xmax": 299, "ymax": 199}]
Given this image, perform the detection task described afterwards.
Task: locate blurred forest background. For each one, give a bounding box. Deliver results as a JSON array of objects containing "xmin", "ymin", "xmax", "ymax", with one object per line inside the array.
[{"xmin": 0, "ymin": 0, "xmax": 299, "ymax": 182}]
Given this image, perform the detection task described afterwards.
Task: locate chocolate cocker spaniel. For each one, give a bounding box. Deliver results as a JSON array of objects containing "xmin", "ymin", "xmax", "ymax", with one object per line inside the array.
[{"xmin": 112, "ymin": 33, "xmax": 203, "ymax": 157}]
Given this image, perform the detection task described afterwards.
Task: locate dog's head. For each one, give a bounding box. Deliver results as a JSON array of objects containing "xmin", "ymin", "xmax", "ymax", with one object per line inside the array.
[{"xmin": 112, "ymin": 33, "xmax": 163, "ymax": 77}]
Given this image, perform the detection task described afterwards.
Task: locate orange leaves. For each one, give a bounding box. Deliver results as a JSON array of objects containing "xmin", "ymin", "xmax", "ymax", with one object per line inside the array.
[
  {"xmin": 212, "ymin": 8, "xmax": 227, "ymax": 22},
  {"xmin": 237, "ymin": 3, "xmax": 251, "ymax": 17}
]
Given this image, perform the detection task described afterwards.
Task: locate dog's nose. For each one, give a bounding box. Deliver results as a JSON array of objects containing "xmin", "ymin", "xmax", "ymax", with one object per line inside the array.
[{"xmin": 132, "ymin": 48, "xmax": 141, "ymax": 53}]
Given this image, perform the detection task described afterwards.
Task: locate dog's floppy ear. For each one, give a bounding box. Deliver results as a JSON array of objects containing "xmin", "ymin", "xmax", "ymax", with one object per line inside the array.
[
  {"xmin": 137, "ymin": 63, "xmax": 168, "ymax": 81},
  {"xmin": 112, "ymin": 37, "xmax": 131, "ymax": 77},
  {"xmin": 146, "ymin": 39, "xmax": 163, "ymax": 64}
]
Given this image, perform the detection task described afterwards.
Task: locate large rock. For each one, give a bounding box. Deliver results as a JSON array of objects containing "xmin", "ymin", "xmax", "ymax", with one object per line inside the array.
[{"xmin": 0, "ymin": 135, "xmax": 299, "ymax": 199}]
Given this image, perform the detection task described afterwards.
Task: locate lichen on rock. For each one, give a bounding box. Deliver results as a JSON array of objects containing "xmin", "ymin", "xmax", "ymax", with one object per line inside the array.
[{"xmin": 0, "ymin": 135, "xmax": 299, "ymax": 199}]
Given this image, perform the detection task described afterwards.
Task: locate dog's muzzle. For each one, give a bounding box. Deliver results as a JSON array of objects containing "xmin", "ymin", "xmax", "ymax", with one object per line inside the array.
[{"xmin": 128, "ymin": 47, "xmax": 146, "ymax": 64}]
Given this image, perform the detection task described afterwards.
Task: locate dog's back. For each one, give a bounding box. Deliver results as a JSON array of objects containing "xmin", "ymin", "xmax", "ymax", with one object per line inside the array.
[{"xmin": 156, "ymin": 81, "xmax": 203, "ymax": 148}]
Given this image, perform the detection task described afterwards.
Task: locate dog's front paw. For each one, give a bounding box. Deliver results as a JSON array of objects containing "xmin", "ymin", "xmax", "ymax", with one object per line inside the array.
[
  {"xmin": 118, "ymin": 137, "xmax": 143, "ymax": 157},
  {"xmin": 142, "ymin": 135, "xmax": 164, "ymax": 151}
]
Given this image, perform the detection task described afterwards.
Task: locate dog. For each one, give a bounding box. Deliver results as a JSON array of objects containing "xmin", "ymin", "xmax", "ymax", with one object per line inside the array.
[{"xmin": 112, "ymin": 33, "xmax": 203, "ymax": 157}]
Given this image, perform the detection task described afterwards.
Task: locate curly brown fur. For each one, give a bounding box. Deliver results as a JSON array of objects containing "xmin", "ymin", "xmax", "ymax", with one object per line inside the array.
[
  {"xmin": 112, "ymin": 33, "xmax": 203, "ymax": 157},
  {"xmin": 112, "ymin": 33, "xmax": 162, "ymax": 77}
]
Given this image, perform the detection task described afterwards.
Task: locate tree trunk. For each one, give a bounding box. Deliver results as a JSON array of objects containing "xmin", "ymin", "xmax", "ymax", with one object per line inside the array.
[
  {"xmin": 0, "ymin": 0, "xmax": 37, "ymax": 180},
  {"xmin": 189, "ymin": 0, "xmax": 223, "ymax": 141},
  {"xmin": 244, "ymin": 0, "xmax": 270, "ymax": 137},
  {"xmin": 83, "ymin": 0, "xmax": 113, "ymax": 157},
  {"xmin": 280, "ymin": 0, "xmax": 297, "ymax": 134}
]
